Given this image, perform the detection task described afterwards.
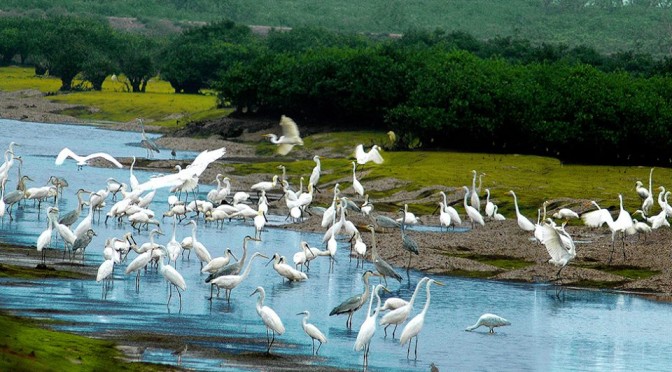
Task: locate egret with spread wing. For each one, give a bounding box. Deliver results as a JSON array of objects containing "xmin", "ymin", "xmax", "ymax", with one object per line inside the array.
[
  {"xmin": 265, "ymin": 115, "xmax": 304, "ymax": 155},
  {"xmin": 55, "ymin": 148, "xmax": 123, "ymax": 170}
]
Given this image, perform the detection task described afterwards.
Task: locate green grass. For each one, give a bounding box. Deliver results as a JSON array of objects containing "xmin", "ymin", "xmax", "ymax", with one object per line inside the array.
[
  {"xmin": 0, "ymin": 66, "xmax": 227, "ymax": 127},
  {"xmin": 0, "ymin": 312, "xmax": 166, "ymax": 371},
  {"xmin": 585, "ymin": 264, "xmax": 660, "ymax": 280},
  {"xmin": 454, "ymin": 254, "xmax": 534, "ymax": 271}
]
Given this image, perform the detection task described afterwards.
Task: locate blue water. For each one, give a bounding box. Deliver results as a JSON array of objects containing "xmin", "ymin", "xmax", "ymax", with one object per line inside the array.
[{"xmin": 1, "ymin": 119, "xmax": 671, "ymax": 371}]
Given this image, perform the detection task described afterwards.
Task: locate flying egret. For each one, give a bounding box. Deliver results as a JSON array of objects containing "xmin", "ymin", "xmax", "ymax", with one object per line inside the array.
[
  {"xmin": 380, "ymin": 277, "xmax": 429, "ymax": 338},
  {"xmin": 367, "ymin": 224, "xmax": 403, "ymax": 285},
  {"xmin": 264, "ymin": 115, "xmax": 304, "ymax": 155},
  {"xmin": 329, "ymin": 270, "xmax": 378, "ymax": 328},
  {"xmin": 465, "ymin": 313, "xmax": 511, "ymax": 333},
  {"xmin": 463, "ymin": 186, "xmax": 485, "ymax": 228},
  {"xmin": 55, "ymin": 147, "xmax": 123, "ymax": 170},
  {"xmin": 297, "ymin": 310, "xmax": 327, "ymax": 355},
  {"xmin": 250, "ymin": 286, "xmax": 285, "ymax": 354},
  {"xmin": 509, "ymin": 190, "xmax": 535, "ymax": 232},
  {"xmin": 399, "ymin": 278, "xmax": 445, "ymax": 360},
  {"xmin": 354, "ymin": 284, "xmax": 387, "ymax": 368}
]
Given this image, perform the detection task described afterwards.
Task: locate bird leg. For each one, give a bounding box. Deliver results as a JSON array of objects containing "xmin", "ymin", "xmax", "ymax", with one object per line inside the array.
[
  {"xmin": 414, "ymin": 336, "xmax": 419, "ymax": 360},
  {"xmin": 316, "ymin": 340, "xmax": 322, "ymax": 355},
  {"xmin": 268, "ymin": 330, "xmax": 276, "ymax": 354},
  {"xmin": 177, "ymin": 288, "xmax": 182, "ymax": 312},
  {"xmin": 406, "ymin": 337, "xmax": 412, "ymax": 359},
  {"xmin": 383, "ymin": 324, "xmax": 390, "ymax": 338},
  {"xmin": 393, "ymin": 324, "xmax": 398, "ymax": 339}
]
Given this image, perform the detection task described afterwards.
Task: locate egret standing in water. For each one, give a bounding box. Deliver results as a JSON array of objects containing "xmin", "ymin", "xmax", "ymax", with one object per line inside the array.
[
  {"xmin": 354, "ymin": 284, "xmax": 387, "ymax": 368},
  {"xmin": 399, "ymin": 278, "xmax": 445, "ymax": 360},
  {"xmin": 465, "ymin": 313, "xmax": 511, "ymax": 333},
  {"xmin": 250, "ymin": 286, "xmax": 285, "ymax": 354},
  {"xmin": 329, "ymin": 270, "xmax": 379, "ymax": 328},
  {"xmin": 297, "ymin": 310, "xmax": 327, "ymax": 355},
  {"xmin": 380, "ymin": 277, "xmax": 429, "ymax": 338}
]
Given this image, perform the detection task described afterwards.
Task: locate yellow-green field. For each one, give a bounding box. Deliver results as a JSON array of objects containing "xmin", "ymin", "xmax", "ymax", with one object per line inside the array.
[
  {"xmin": 2, "ymin": 66, "xmax": 666, "ymax": 216},
  {"xmin": 0, "ymin": 66, "xmax": 229, "ymax": 127}
]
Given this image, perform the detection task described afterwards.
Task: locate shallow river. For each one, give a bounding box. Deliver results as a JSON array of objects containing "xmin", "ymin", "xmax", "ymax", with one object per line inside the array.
[{"xmin": 0, "ymin": 119, "xmax": 671, "ymax": 371}]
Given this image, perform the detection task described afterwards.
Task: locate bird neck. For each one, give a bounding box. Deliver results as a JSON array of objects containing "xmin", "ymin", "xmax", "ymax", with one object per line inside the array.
[
  {"xmin": 421, "ymin": 283, "xmax": 433, "ymax": 314},
  {"xmin": 408, "ymin": 279, "xmax": 426, "ymax": 306}
]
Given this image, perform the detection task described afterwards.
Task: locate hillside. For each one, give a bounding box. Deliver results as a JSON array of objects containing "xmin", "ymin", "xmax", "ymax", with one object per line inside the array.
[{"xmin": 1, "ymin": 1, "xmax": 671, "ymax": 57}]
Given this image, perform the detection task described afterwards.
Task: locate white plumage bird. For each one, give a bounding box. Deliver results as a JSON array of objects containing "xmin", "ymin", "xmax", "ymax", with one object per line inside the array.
[
  {"xmin": 354, "ymin": 144, "xmax": 384, "ymax": 165},
  {"xmin": 297, "ymin": 310, "xmax": 327, "ymax": 355},
  {"xmin": 465, "ymin": 313, "xmax": 511, "ymax": 333},
  {"xmin": 509, "ymin": 190, "xmax": 535, "ymax": 232},
  {"xmin": 55, "ymin": 147, "xmax": 123, "ymax": 169},
  {"xmin": 250, "ymin": 286, "xmax": 285, "ymax": 354},
  {"xmin": 265, "ymin": 115, "xmax": 304, "ymax": 155}
]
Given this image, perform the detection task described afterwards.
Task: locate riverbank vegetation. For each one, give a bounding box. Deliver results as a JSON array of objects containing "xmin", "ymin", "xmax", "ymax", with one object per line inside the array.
[{"xmin": 1, "ymin": 15, "xmax": 672, "ymax": 164}]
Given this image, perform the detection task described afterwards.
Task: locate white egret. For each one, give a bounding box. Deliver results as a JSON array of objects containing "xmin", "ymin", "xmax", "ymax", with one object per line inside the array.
[
  {"xmin": 209, "ymin": 252, "xmax": 268, "ymax": 302},
  {"xmin": 205, "ymin": 236, "xmax": 258, "ymax": 283},
  {"xmin": 399, "ymin": 278, "xmax": 445, "ymax": 360},
  {"xmin": 187, "ymin": 220, "xmax": 211, "ymax": 267},
  {"xmin": 157, "ymin": 246, "xmax": 187, "ymax": 310},
  {"xmin": 36, "ymin": 207, "xmax": 59, "ymax": 263},
  {"xmin": 267, "ymin": 253, "xmax": 308, "ymax": 282},
  {"xmin": 470, "ymin": 170, "xmax": 481, "ymax": 211},
  {"xmin": 380, "ymin": 277, "xmax": 429, "ymax": 338},
  {"xmin": 352, "ymin": 230, "xmax": 367, "ymax": 266},
  {"xmin": 254, "ymin": 208, "xmax": 266, "ymax": 240},
  {"xmin": 509, "ymin": 190, "xmax": 535, "ymax": 232},
  {"xmin": 264, "ymin": 115, "xmax": 304, "ymax": 155},
  {"xmin": 250, "ymin": 286, "xmax": 285, "ymax": 354},
  {"xmin": 55, "ymin": 147, "xmax": 123, "ymax": 169},
  {"xmin": 352, "ymin": 161, "xmax": 364, "ymax": 197},
  {"xmin": 484, "ymin": 188, "xmax": 495, "ymax": 218},
  {"xmin": 354, "ymin": 284, "xmax": 386, "ymax": 368},
  {"xmin": 438, "ymin": 202, "xmax": 451, "ymax": 231},
  {"xmin": 439, "ymin": 191, "xmax": 462, "ymax": 227},
  {"xmin": 493, "ymin": 205, "xmax": 506, "ymax": 221},
  {"xmin": 463, "ymin": 186, "xmax": 485, "ymax": 228},
  {"xmin": 96, "ymin": 258, "xmax": 115, "ymax": 292},
  {"xmin": 465, "ymin": 313, "xmax": 511, "ymax": 333},
  {"xmin": 166, "ymin": 216, "xmax": 182, "ymax": 264},
  {"xmin": 297, "ymin": 310, "xmax": 327, "ymax": 355},
  {"xmin": 608, "ymin": 194, "xmax": 633, "ymax": 264},
  {"xmin": 126, "ymin": 241, "xmax": 162, "ymax": 290},
  {"xmin": 396, "ymin": 204, "xmax": 420, "ymax": 225},
  {"xmin": 641, "ymin": 168, "xmax": 654, "ymax": 214},
  {"xmin": 540, "ymin": 222, "xmax": 576, "ymax": 280},
  {"xmin": 552, "ymin": 208, "xmax": 579, "ymax": 220},
  {"xmin": 251, "ymin": 175, "xmax": 279, "ymax": 196},
  {"xmin": 201, "ymin": 247, "xmax": 238, "ymax": 274},
  {"xmin": 354, "ymin": 144, "xmax": 384, "ymax": 166},
  {"xmin": 361, "ymin": 194, "xmax": 373, "ymax": 216},
  {"xmin": 309, "ymin": 155, "xmax": 321, "ymax": 192}
]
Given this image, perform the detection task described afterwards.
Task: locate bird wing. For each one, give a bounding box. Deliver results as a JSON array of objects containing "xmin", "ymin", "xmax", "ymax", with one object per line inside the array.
[
  {"xmin": 369, "ymin": 148, "xmax": 384, "ymax": 164},
  {"xmin": 355, "ymin": 144, "xmax": 365, "ymax": 163},
  {"xmin": 540, "ymin": 224, "xmax": 568, "ymax": 262},
  {"xmin": 280, "ymin": 115, "xmax": 302, "ymax": 141},
  {"xmin": 141, "ymin": 139, "xmax": 161, "ymax": 152},
  {"xmin": 276, "ymin": 143, "xmax": 295, "ymax": 156},
  {"xmin": 261, "ymin": 307, "xmax": 285, "ymax": 334},
  {"xmin": 83, "ymin": 152, "xmax": 124, "ymax": 168},
  {"xmin": 55, "ymin": 147, "xmax": 81, "ymax": 165},
  {"xmin": 581, "ymin": 209, "xmax": 613, "ymax": 228}
]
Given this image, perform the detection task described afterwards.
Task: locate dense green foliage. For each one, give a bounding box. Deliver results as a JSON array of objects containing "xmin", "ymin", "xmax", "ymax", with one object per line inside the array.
[
  {"xmin": 1, "ymin": 0, "xmax": 672, "ymax": 57},
  {"xmin": 1, "ymin": 14, "xmax": 672, "ymax": 165}
]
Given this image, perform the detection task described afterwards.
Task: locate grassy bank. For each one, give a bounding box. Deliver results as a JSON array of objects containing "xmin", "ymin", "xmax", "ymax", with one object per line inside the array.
[{"xmin": 0, "ymin": 311, "xmax": 168, "ymax": 371}]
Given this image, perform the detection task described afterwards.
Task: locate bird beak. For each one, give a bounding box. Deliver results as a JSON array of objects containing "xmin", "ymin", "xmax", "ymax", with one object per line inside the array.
[
  {"xmin": 249, "ymin": 289, "xmax": 258, "ymax": 297},
  {"xmin": 265, "ymin": 256, "xmax": 275, "ymax": 267},
  {"xmin": 296, "ymin": 312, "xmax": 306, "ymax": 316},
  {"xmin": 258, "ymin": 253, "xmax": 269, "ymax": 259},
  {"xmin": 433, "ymin": 280, "xmax": 446, "ymax": 286},
  {"xmin": 229, "ymin": 251, "xmax": 238, "ymax": 261},
  {"xmin": 382, "ymin": 286, "xmax": 391, "ymax": 294}
]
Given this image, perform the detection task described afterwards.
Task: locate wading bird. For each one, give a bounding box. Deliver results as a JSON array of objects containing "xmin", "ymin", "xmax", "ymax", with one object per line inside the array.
[
  {"xmin": 367, "ymin": 224, "xmax": 403, "ymax": 285},
  {"xmin": 380, "ymin": 277, "xmax": 429, "ymax": 338},
  {"xmin": 354, "ymin": 284, "xmax": 387, "ymax": 368},
  {"xmin": 250, "ymin": 286, "xmax": 285, "ymax": 354},
  {"xmin": 465, "ymin": 313, "xmax": 511, "ymax": 333},
  {"xmin": 330, "ymin": 270, "xmax": 379, "ymax": 328},
  {"xmin": 399, "ymin": 278, "xmax": 445, "ymax": 360},
  {"xmin": 297, "ymin": 310, "xmax": 327, "ymax": 355},
  {"xmin": 509, "ymin": 190, "xmax": 535, "ymax": 232}
]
